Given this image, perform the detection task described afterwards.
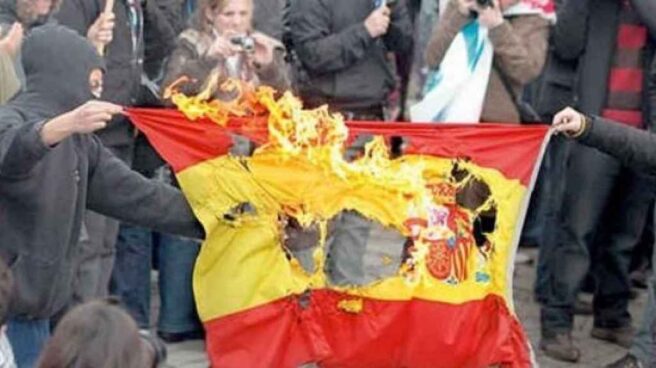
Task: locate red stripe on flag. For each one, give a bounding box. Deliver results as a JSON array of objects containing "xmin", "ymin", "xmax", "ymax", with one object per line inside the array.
[
  {"xmin": 127, "ymin": 109, "xmax": 549, "ymax": 186},
  {"xmin": 617, "ymin": 24, "xmax": 647, "ymax": 49},
  {"xmin": 608, "ymin": 68, "xmax": 643, "ymax": 92},
  {"xmin": 203, "ymin": 290, "xmax": 531, "ymax": 368}
]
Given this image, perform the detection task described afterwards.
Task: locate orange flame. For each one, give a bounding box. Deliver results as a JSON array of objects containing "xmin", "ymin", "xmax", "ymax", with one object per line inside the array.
[
  {"xmin": 164, "ymin": 77, "xmax": 433, "ymax": 220},
  {"xmin": 165, "ymin": 77, "xmax": 496, "ymax": 284}
]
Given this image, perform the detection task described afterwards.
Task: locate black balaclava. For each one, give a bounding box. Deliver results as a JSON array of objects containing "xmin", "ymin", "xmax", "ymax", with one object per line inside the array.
[{"xmin": 10, "ymin": 24, "xmax": 105, "ymax": 119}]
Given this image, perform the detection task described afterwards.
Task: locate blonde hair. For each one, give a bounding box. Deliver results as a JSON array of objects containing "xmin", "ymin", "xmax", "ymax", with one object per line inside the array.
[{"xmin": 194, "ymin": 0, "xmax": 254, "ymax": 34}]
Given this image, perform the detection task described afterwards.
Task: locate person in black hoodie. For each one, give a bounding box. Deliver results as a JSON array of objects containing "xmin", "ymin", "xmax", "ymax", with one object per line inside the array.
[
  {"xmin": 54, "ymin": 0, "xmax": 183, "ymax": 317},
  {"xmin": 538, "ymin": 0, "xmax": 656, "ymax": 363},
  {"xmin": 0, "ymin": 25, "xmax": 203, "ymax": 367}
]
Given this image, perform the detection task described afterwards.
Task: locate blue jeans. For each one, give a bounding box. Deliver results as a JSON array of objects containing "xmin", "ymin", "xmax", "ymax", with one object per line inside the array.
[
  {"xmin": 110, "ymin": 224, "xmax": 202, "ymax": 333},
  {"xmin": 521, "ymin": 138, "xmax": 552, "ymax": 249},
  {"xmin": 534, "ymin": 137, "xmax": 570, "ymax": 303},
  {"xmin": 631, "ymin": 225, "xmax": 656, "ymax": 366},
  {"xmin": 6, "ymin": 318, "xmax": 50, "ymax": 368}
]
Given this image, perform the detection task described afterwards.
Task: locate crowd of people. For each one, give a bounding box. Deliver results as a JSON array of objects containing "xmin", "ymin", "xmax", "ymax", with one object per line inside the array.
[{"xmin": 0, "ymin": 0, "xmax": 654, "ymax": 367}]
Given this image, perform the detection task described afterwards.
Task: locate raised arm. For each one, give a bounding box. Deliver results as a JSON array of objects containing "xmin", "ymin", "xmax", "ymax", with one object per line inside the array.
[
  {"xmin": 489, "ymin": 15, "xmax": 549, "ymax": 85},
  {"xmin": 86, "ymin": 136, "xmax": 205, "ymax": 239}
]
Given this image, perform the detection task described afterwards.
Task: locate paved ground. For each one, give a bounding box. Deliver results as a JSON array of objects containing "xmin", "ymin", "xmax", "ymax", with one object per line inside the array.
[{"xmin": 163, "ymin": 248, "xmax": 648, "ymax": 367}]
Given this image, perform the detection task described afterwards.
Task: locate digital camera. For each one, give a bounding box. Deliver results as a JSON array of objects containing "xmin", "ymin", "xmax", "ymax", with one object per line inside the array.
[{"xmin": 230, "ymin": 35, "xmax": 255, "ymax": 53}]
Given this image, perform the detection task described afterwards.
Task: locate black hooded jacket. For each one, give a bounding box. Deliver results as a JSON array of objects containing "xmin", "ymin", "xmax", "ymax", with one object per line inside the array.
[{"xmin": 0, "ymin": 25, "xmax": 203, "ymax": 319}]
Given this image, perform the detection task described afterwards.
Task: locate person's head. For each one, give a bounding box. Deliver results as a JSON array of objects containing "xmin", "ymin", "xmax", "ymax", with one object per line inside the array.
[
  {"xmin": 37, "ymin": 299, "xmax": 153, "ymax": 368},
  {"xmin": 15, "ymin": 0, "xmax": 60, "ymax": 26},
  {"xmin": 0, "ymin": 258, "xmax": 13, "ymax": 327},
  {"xmin": 197, "ymin": 0, "xmax": 253, "ymax": 35},
  {"xmin": 19, "ymin": 24, "xmax": 104, "ymax": 116}
]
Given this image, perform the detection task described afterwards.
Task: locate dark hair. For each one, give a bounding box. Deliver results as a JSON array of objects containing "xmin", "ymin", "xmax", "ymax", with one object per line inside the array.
[
  {"xmin": 37, "ymin": 299, "xmax": 149, "ymax": 368},
  {"xmin": 0, "ymin": 258, "xmax": 13, "ymax": 326}
]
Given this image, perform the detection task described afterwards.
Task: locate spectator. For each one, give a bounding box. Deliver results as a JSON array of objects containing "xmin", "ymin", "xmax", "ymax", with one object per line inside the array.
[
  {"xmin": 288, "ymin": 0, "xmax": 413, "ymax": 120},
  {"xmin": 417, "ymin": 0, "xmax": 549, "ymax": 123},
  {"xmin": 36, "ymin": 299, "xmax": 162, "ymax": 368},
  {"xmin": 126, "ymin": 0, "xmax": 290, "ymax": 342},
  {"xmin": 162, "ymin": 0, "xmax": 290, "ymax": 97},
  {"xmin": 553, "ymin": 103, "xmax": 656, "ymax": 368},
  {"xmin": 539, "ymin": 0, "xmax": 656, "ymax": 363},
  {"xmin": 0, "ymin": 25, "xmax": 203, "ymax": 367},
  {"xmin": 0, "ymin": 23, "xmax": 21, "ymax": 104},
  {"xmin": 54, "ymin": 0, "xmax": 182, "ymax": 319},
  {"xmin": 0, "ymin": 259, "xmax": 15, "ymax": 368},
  {"xmin": 0, "ymin": 0, "xmax": 59, "ymax": 98}
]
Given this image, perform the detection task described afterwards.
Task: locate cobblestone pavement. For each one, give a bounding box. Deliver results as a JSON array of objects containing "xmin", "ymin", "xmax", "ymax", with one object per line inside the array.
[{"xmin": 165, "ymin": 248, "xmax": 648, "ymax": 367}]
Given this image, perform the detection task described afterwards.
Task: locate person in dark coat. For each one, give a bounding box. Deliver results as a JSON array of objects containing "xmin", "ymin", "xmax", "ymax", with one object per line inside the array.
[
  {"xmin": 54, "ymin": 0, "xmax": 184, "ymax": 317},
  {"xmin": 287, "ymin": 0, "xmax": 413, "ymax": 120},
  {"xmin": 0, "ymin": 25, "xmax": 203, "ymax": 367},
  {"xmin": 554, "ymin": 111, "xmax": 656, "ymax": 368},
  {"xmin": 538, "ymin": 0, "xmax": 656, "ymax": 362}
]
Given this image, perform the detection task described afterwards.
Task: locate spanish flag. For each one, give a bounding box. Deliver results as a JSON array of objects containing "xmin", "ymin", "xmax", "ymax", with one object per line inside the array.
[{"xmin": 128, "ymin": 101, "xmax": 549, "ymax": 368}]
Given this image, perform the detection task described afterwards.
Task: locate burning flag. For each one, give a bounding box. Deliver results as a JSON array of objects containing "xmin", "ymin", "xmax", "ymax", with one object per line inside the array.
[{"xmin": 128, "ymin": 81, "xmax": 549, "ymax": 367}]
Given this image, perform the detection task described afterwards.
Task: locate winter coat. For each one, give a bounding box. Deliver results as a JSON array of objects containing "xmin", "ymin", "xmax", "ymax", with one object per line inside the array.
[
  {"xmin": 538, "ymin": 0, "xmax": 656, "ymax": 129},
  {"xmin": 576, "ymin": 54, "xmax": 656, "ymax": 172},
  {"xmin": 424, "ymin": 0, "xmax": 549, "ymax": 123},
  {"xmin": 0, "ymin": 25, "xmax": 203, "ymax": 319},
  {"xmin": 254, "ymin": 0, "xmax": 285, "ymax": 40},
  {"xmin": 288, "ymin": 0, "xmax": 413, "ymax": 111}
]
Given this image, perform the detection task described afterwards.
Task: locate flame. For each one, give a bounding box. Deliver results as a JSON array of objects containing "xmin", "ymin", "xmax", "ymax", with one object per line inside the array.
[
  {"xmin": 163, "ymin": 71, "xmax": 269, "ymax": 125},
  {"xmin": 165, "ymin": 77, "xmax": 487, "ymax": 283},
  {"xmin": 166, "ymin": 77, "xmax": 433, "ymax": 222}
]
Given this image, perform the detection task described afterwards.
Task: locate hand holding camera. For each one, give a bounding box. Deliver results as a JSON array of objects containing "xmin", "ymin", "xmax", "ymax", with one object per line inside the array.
[
  {"xmin": 456, "ymin": 0, "xmax": 477, "ymax": 16},
  {"xmin": 247, "ymin": 33, "xmax": 276, "ymax": 67},
  {"xmin": 475, "ymin": 0, "xmax": 505, "ymax": 29},
  {"xmin": 456, "ymin": 0, "xmax": 504, "ymax": 28},
  {"xmin": 206, "ymin": 32, "xmax": 242, "ymax": 60}
]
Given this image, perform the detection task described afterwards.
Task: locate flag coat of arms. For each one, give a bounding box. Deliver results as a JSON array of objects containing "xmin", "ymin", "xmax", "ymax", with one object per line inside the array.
[{"xmin": 127, "ymin": 87, "xmax": 549, "ymax": 367}]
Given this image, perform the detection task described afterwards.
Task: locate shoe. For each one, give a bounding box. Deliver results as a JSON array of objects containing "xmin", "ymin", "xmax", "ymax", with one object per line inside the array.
[
  {"xmin": 605, "ymin": 354, "xmax": 644, "ymax": 368},
  {"xmin": 574, "ymin": 298, "xmax": 593, "ymax": 315},
  {"xmin": 591, "ymin": 326, "xmax": 635, "ymax": 348},
  {"xmin": 629, "ymin": 288, "xmax": 640, "ymax": 300},
  {"xmin": 514, "ymin": 251, "xmax": 533, "ymax": 265},
  {"xmin": 630, "ymin": 269, "xmax": 650, "ymax": 289},
  {"xmin": 157, "ymin": 330, "xmax": 204, "ymax": 344},
  {"xmin": 540, "ymin": 333, "xmax": 581, "ymax": 363}
]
